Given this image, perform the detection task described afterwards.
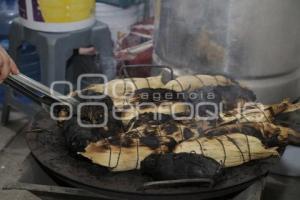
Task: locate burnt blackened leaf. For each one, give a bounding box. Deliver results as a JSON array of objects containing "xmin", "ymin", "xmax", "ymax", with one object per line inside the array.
[
  {"xmin": 126, "ymin": 113, "xmax": 174, "ymax": 129},
  {"xmin": 164, "ymin": 138, "xmax": 178, "ymax": 151},
  {"xmin": 141, "ymin": 153, "xmax": 223, "ymax": 181},
  {"xmin": 205, "ymin": 123, "xmax": 281, "ymax": 148},
  {"xmin": 275, "ymin": 110, "xmax": 300, "ymax": 132},
  {"xmin": 108, "ymin": 136, "xmax": 134, "ymax": 148},
  {"xmin": 140, "ymin": 135, "xmax": 161, "ymax": 149},
  {"xmin": 63, "ymin": 118, "xmax": 100, "ymax": 153},
  {"xmin": 163, "ymin": 123, "xmax": 179, "ymax": 135},
  {"xmin": 183, "ymin": 128, "xmax": 195, "ymax": 139},
  {"xmin": 188, "ymin": 85, "xmax": 256, "ymax": 115}
]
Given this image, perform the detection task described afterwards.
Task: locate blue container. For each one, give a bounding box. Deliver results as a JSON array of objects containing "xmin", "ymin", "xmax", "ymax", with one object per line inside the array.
[
  {"xmin": 0, "ymin": 0, "xmax": 41, "ymax": 104},
  {"xmin": 0, "ymin": 0, "xmax": 18, "ymax": 103},
  {"xmin": 0, "ymin": 0, "xmax": 18, "ymax": 38},
  {"xmin": 0, "ymin": 42, "xmax": 41, "ymax": 104}
]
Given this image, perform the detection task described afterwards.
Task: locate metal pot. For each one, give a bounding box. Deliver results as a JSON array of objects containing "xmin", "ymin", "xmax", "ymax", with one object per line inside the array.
[{"xmin": 154, "ymin": 0, "xmax": 300, "ymax": 103}]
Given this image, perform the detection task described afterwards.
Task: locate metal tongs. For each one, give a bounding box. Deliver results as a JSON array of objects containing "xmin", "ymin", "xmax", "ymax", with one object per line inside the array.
[
  {"xmin": 3, "ymin": 74, "xmax": 79, "ymax": 112},
  {"xmin": 3, "ymin": 65, "xmax": 173, "ymax": 114}
]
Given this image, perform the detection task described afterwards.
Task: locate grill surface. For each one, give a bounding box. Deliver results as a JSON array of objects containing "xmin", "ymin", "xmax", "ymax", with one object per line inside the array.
[{"xmin": 26, "ymin": 111, "xmax": 276, "ymax": 200}]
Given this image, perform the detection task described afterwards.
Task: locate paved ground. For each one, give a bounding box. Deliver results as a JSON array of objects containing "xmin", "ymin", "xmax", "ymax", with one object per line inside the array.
[{"xmin": 0, "ymin": 109, "xmax": 40, "ymax": 200}]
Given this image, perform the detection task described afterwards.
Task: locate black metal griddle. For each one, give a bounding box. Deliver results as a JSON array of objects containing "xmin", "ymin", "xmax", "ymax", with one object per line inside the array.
[
  {"xmin": 4, "ymin": 70, "xmax": 278, "ymax": 200},
  {"xmin": 25, "ymin": 111, "xmax": 275, "ymax": 200}
]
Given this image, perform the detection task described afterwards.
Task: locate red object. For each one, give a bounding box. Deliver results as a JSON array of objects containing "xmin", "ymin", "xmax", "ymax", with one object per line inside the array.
[{"xmin": 115, "ymin": 18, "xmax": 154, "ymax": 77}]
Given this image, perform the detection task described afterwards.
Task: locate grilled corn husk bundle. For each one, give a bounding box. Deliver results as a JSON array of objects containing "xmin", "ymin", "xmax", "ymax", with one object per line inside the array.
[
  {"xmin": 71, "ymin": 74, "xmax": 255, "ymax": 127},
  {"xmin": 64, "ymin": 74, "xmax": 300, "ymax": 177},
  {"xmin": 174, "ymin": 134, "xmax": 279, "ymax": 167},
  {"xmin": 80, "ymin": 131, "xmax": 281, "ymax": 171},
  {"xmin": 163, "ymin": 75, "xmax": 236, "ymax": 92},
  {"xmin": 79, "ymin": 118, "xmax": 300, "ymax": 171},
  {"xmin": 79, "ymin": 120, "xmax": 201, "ymax": 171}
]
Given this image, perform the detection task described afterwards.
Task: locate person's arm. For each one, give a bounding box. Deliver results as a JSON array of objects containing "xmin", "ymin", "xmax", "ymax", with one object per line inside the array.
[{"xmin": 0, "ymin": 45, "xmax": 19, "ymax": 82}]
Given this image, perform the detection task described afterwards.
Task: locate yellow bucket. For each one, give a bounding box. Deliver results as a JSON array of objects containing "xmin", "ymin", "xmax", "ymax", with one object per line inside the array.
[{"xmin": 19, "ymin": 0, "xmax": 96, "ymax": 32}]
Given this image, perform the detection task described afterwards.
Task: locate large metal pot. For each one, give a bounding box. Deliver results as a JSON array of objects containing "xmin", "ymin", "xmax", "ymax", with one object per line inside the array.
[{"xmin": 154, "ymin": 0, "xmax": 300, "ymax": 103}]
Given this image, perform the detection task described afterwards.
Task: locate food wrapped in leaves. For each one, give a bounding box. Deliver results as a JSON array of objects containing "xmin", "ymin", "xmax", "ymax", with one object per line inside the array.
[
  {"xmin": 80, "ymin": 132, "xmax": 279, "ymax": 172},
  {"xmin": 174, "ymin": 134, "xmax": 279, "ymax": 168},
  {"xmin": 78, "ymin": 120, "xmax": 202, "ymax": 171},
  {"xmin": 163, "ymin": 75, "xmax": 237, "ymax": 92},
  {"xmin": 61, "ymin": 73, "xmax": 300, "ymax": 180}
]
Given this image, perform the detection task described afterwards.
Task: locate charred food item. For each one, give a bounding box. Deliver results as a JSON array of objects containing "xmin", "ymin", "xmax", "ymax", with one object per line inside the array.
[
  {"xmin": 188, "ymin": 84, "xmax": 256, "ymax": 114},
  {"xmin": 64, "ymin": 73, "xmax": 300, "ymax": 180},
  {"xmin": 72, "ymin": 81, "xmax": 191, "ymax": 127},
  {"xmin": 204, "ymin": 122, "xmax": 300, "ymax": 149},
  {"xmin": 77, "ymin": 100, "xmax": 300, "ymax": 172},
  {"xmin": 218, "ymin": 101, "xmax": 290, "ymax": 125},
  {"xmin": 120, "ymin": 75, "xmax": 256, "ymax": 126},
  {"xmin": 68, "ymin": 74, "xmax": 253, "ymax": 129},
  {"xmin": 72, "ymin": 75, "xmax": 165, "ymax": 108},
  {"xmin": 163, "ymin": 75, "xmax": 238, "ymax": 92},
  {"xmin": 273, "ymin": 102, "xmax": 300, "ymax": 145},
  {"xmin": 174, "ymin": 133, "xmax": 279, "ymax": 168},
  {"xmin": 79, "ymin": 131, "xmax": 279, "ymax": 172},
  {"xmin": 141, "ymin": 153, "xmax": 223, "ymax": 181},
  {"xmin": 62, "ymin": 90, "xmax": 124, "ymax": 154},
  {"xmin": 78, "ymin": 121, "xmax": 203, "ymax": 172}
]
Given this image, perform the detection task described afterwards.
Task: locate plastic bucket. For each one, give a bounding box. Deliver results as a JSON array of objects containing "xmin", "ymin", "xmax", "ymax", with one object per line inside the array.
[{"xmin": 18, "ymin": 0, "xmax": 96, "ymax": 32}]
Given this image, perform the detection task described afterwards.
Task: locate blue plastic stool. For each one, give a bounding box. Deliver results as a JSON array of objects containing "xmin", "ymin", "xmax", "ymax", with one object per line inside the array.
[{"xmin": 1, "ymin": 18, "xmax": 114, "ymax": 125}]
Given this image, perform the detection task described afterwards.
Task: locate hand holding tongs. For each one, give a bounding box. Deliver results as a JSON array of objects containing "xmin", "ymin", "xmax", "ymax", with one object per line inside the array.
[{"xmin": 3, "ymin": 73, "xmax": 79, "ymax": 113}]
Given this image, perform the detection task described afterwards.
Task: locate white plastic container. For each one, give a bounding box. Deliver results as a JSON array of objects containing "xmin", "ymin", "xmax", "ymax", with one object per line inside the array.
[
  {"xmin": 95, "ymin": 2, "xmax": 139, "ymax": 42},
  {"xmin": 18, "ymin": 0, "xmax": 96, "ymax": 32}
]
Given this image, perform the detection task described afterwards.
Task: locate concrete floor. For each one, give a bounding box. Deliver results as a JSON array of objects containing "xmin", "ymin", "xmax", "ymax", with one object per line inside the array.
[
  {"xmin": 264, "ymin": 175, "xmax": 300, "ymax": 200},
  {"xmin": 0, "ymin": 109, "xmax": 38, "ymax": 199},
  {"xmin": 0, "ymin": 109, "xmax": 300, "ymax": 200}
]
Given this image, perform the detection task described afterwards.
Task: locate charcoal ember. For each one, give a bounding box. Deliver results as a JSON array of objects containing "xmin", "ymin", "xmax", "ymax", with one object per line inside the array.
[{"xmin": 141, "ymin": 153, "xmax": 223, "ymax": 181}]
